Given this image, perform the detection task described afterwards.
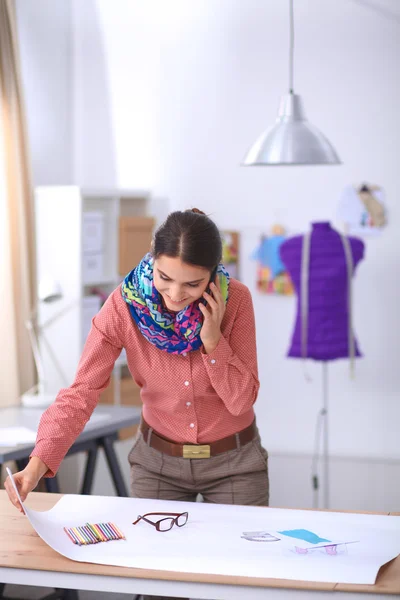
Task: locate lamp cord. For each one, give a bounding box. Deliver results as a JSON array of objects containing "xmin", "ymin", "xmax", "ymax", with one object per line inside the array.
[{"xmin": 289, "ymin": 0, "xmax": 294, "ymax": 93}]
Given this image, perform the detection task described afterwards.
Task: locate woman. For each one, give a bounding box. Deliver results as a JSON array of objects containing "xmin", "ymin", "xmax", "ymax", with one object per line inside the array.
[{"xmin": 5, "ymin": 208, "xmax": 269, "ymax": 598}]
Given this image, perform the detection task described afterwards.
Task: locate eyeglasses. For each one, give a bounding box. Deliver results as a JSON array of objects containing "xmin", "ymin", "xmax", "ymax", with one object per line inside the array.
[{"xmin": 132, "ymin": 511, "xmax": 189, "ymax": 532}]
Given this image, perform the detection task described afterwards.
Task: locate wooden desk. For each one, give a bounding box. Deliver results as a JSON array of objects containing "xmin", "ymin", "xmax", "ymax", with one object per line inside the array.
[{"xmin": 0, "ymin": 492, "xmax": 399, "ymax": 599}]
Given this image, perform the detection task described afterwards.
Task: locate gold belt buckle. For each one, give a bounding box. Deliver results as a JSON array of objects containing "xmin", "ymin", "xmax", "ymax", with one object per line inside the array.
[{"xmin": 183, "ymin": 444, "xmax": 211, "ymax": 459}]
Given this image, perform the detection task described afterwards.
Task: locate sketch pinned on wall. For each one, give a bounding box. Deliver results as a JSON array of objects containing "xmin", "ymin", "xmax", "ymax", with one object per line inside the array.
[
  {"xmin": 222, "ymin": 231, "xmax": 240, "ymax": 279},
  {"xmin": 337, "ymin": 183, "xmax": 387, "ymax": 236},
  {"xmin": 251, "ymin": 224, "xmax": 294, "ymax": 295}
]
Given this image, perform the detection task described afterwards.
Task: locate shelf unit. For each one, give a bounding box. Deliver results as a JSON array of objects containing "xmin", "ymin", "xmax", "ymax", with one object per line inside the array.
[{"xmin": 35, "ymin": 186, "xmax": 154, "ymax": 410}]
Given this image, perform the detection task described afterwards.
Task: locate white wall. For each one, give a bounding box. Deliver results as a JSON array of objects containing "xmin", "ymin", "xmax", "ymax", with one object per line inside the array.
[
  {"xmin": 16, "ymin": 0, "xmax": 400, "ymax": 509},
  {"xmin": 15, "ymin": 0, "xmax": 74, "ymax": 185},
  {"xmin": 78, "ymin": 0, "xmax": 400, "ymax": 458}
]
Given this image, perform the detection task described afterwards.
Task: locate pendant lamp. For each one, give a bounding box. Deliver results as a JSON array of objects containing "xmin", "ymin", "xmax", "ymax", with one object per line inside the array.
[{"xmin": 242, "ymin": 0, "xmax": 340, "ymax": 166}]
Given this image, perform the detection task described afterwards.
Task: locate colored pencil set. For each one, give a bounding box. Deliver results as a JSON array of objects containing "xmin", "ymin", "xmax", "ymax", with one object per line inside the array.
[{"xmin": 63, "ymin": 522, "xmax": 126, "ymax": 546}]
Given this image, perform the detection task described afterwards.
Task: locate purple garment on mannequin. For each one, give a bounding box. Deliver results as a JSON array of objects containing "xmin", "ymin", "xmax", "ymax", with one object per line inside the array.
[{"xmin": 279, "ymin": 222, "xmax": 365, "ymax": 361}]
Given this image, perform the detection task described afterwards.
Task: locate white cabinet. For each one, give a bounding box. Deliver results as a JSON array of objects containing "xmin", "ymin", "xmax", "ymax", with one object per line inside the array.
[{"xmin": 34, "ymin": 186, "xmax": 153, "ymax": 393}]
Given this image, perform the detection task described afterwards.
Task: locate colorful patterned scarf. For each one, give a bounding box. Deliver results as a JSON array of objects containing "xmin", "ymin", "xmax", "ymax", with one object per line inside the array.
[{"xmin": 121, "ymin": 253, "xmax": 230, "ymax": 354}]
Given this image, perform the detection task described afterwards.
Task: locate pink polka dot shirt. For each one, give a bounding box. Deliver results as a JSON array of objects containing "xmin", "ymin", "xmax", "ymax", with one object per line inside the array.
[{"xmin": 31, "ymin": 278, "xmax": 260, "ymax": 476}]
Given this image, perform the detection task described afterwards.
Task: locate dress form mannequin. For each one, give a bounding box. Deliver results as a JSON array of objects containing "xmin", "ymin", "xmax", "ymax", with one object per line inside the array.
[
  {"xmin": 280, "ymin": 222, "xmax": 365, "ymax": 363},
  {"xmin": 279, "ymin": 222, "xmax": 365, "ymax": 508}
]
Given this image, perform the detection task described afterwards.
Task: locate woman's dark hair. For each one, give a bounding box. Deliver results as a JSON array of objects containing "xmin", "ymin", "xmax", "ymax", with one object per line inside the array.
[{"xmin": 152, "ymin": 208, "xmax": 222, "ymax": 270}]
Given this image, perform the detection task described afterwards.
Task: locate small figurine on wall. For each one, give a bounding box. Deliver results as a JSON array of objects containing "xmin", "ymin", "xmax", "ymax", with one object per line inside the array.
[{"xmin": 337, "ymin": 183, "xmax": 387, "ymax": 236}]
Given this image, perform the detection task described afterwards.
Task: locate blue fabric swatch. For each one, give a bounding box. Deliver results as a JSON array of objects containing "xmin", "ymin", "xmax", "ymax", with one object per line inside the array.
[
  {"xmin": 252, "ymin": 235, "xmax": 286, "ymax": 278},
  {"xmin": 278, "ymin": 529, "xmax": 331, "ymax": 544}
]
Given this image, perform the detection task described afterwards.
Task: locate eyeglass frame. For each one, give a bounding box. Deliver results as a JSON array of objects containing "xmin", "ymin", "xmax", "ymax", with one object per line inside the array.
[{"xmin": 132, "ymin": 511, "xmax": 189, "ymax": 532}]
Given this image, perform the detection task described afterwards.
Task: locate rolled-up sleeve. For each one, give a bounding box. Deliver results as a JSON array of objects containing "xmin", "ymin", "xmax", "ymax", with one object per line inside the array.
[
  {"xmin": 201, "ymin": 286, "xmax": 260, "ymax": 416},
  {"xmin": 30, "ymin": 291, "xmax": 124, "ymax": 477}
]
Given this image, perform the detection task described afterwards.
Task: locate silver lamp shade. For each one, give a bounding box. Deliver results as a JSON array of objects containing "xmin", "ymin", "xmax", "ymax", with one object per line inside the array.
[{"xmin": 243, "ymin": 92, "xmax": 341, "ymax": 166}]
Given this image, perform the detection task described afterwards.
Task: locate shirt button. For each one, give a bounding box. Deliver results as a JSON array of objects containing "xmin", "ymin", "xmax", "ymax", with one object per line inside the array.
[
  {"xmin": 210, "ymin": 359, "xmax": 216, "ymax": 364},
  {"xmin": 186, "ymin": 401, "xmax": 191, "ymax": 407},
  {"xmin": 184, "ymin": 381, "xmax": 190, "ymax": 386},
  {"xmin": 189, "ymin": 423, "xmax": 195, "ymax": 428}
]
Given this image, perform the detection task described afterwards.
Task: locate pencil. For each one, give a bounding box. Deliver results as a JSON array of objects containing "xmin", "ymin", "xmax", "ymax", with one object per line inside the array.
[
  {"xmin": 77, "ymin": 526, "xmax": 91, "ymax": 544},
  {"xmin": 97, "ymin": 523, "xmax": 110, "ymax": 541},
  {"xmin": 63, "ymin": 527, "xmax": 78, "ymax": 545},
  {"xmin": 72, "ymin": 527, "xmax": 86, "ymax": 545},
  {"xmin": 92, "ymin": 523, "xmax": 107, "ymax": 542},
  {"xmin": 86, "ymin": 523, "xmax": 102, "ymax": 542},
  {"xmin": 82, "ymin": 525, "xmax": 97, "ymax": 543},
  {"xmin": 109, "ymin": 522, "xmax": 126, "ymax": 540},
  {"xmin": 68, "ymin": 528, "xmax": 82, "ymax": 545},
  {"xmin": 102, "ymin": 522, "xmax": 117, "ymax": 540}
]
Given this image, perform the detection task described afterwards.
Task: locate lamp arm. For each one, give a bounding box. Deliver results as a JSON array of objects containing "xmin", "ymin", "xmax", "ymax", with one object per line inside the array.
[
  {"xmin": 39, "ymin": 299, "xmax": 79, "ymax": 331},
  {"xmin": 25, "ymin": 299, "xmax": 78, "ymax": 393}
]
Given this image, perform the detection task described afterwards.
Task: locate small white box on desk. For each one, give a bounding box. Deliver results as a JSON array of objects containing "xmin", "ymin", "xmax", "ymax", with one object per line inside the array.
[{"xmin": 83, "ymin": 211, "xmax": 104, "ymax": 253}]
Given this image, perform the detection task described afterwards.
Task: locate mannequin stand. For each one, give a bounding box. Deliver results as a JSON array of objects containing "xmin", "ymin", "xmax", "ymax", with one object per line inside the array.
[{"xmin": 312, "ymin": 362, "xmax": 330, "ymax": 509}]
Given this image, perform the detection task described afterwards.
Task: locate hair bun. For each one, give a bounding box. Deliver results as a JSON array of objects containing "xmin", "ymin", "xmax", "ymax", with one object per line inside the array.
[{"xmin": 189, "ymin": 207, "xmax": 206, "ymax": 215}]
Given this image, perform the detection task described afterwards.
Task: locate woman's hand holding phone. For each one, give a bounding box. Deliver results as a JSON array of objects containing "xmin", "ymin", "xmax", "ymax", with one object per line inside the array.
[{"xmin": 199, "ymin": 274, "xmax": 226, "ymax": 354}]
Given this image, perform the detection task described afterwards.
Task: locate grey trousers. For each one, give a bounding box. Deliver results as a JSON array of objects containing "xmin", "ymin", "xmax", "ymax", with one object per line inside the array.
[{"xmin": 129, "ymin": 428, "xmax": 269, "ymax": 600}]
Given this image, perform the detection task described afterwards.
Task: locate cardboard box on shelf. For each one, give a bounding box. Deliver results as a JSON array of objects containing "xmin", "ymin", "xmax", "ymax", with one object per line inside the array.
[
  {"xmin": 119, "ymin": 216, "xmax": 155, "ymax": 276},
  {"xmin": 99, "ymin": 373, "xmax": 142, "ymax": 441}
]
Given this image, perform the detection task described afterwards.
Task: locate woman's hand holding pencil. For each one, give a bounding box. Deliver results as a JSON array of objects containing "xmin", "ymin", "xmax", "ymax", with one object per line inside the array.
[{"xmin": 4, "ymin": 457, "xmax": 49, "ymax": 513}]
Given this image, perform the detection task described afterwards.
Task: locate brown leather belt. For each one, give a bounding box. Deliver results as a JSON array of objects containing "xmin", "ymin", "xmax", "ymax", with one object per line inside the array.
[{"xmin": 140, "ymin": 418, "xmax": 257, "ymax": 459}]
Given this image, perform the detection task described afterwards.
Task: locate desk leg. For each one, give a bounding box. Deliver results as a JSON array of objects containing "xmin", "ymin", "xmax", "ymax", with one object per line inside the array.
[
  {"xmin": 80, "ymin": 444, "xmax": 98, "ymax": 495},
  {"xmin": 0, "ymin": 583, "xmax": 4, "ymax": 598},
  {"xmin": 16, "ymin": 458, "xmax": 29, "ymax": 471},
  {"xmin": 101, "ymin": 434, "xmax": 128, "ymax": 497},
  {"xmin": 45, "ymin": 477, "xmax": 60, "ymax": 493}
]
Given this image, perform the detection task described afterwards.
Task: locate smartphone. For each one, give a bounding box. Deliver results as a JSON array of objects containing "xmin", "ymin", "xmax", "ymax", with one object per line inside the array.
[{"xmin": 201, "ymin": 266, "xmax": 218, "ymax": 305}]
